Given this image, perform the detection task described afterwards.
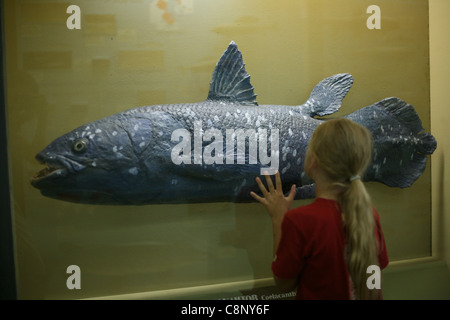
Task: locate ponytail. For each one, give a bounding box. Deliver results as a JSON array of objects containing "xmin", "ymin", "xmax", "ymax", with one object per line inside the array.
[{"xmin": 339, "ymin": 178, "xmax": 378, "ymax": 300}]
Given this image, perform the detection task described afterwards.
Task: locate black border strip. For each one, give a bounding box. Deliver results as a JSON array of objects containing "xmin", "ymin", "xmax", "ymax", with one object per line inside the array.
[{"xmin": 0, "ymin": 0, "xmax": 18, "ymax": 300}]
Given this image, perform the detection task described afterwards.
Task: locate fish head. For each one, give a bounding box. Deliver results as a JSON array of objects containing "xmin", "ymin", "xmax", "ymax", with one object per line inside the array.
[{"xmin": 30, "ymin": 112, "xmax": 163, "ymax": 204}]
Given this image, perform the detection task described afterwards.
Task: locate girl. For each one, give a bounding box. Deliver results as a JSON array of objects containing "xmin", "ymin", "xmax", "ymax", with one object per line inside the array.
[{"xmin": 251, "ymin": 118, "xmax": 389, "ymax": 300}]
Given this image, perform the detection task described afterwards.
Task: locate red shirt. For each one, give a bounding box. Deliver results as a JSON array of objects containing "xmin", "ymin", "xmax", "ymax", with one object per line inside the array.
[{"xmin": 272, "ymin": 198, "xmax": 389, "ymax": 300}]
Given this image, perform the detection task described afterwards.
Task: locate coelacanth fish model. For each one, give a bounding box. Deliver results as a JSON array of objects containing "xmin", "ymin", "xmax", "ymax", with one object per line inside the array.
[{"xmin": 30, "ymin": 42, "xmax": 436, "ymax": 205}]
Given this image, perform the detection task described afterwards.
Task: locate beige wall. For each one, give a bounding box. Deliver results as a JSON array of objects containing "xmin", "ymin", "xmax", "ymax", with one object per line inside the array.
[{"xmin": 430, "ymin": 0, "xmax": 450, "ymax": 269}]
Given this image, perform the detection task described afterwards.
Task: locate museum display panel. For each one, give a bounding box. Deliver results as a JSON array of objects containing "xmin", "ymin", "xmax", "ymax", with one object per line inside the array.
[{"xmin": 3, "ymin": 0, "xmax": 433, "ymax": 299}]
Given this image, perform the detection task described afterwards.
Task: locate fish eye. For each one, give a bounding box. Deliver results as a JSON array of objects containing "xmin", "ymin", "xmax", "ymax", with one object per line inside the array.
[{"xmin": 72, "ymin": 138, "xmax": 89, "ymax": 153}]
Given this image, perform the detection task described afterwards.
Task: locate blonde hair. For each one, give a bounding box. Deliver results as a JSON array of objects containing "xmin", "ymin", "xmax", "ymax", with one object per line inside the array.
[{"xmin": 307, "ymin": 118, "xmax": 379, "ymax": 300}]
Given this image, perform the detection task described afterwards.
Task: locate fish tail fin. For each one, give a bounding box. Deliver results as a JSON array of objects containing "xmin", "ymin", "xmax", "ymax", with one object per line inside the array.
[
  {"xmin": 303, "ymin": 73, "xmax": 353, "ymax": 117},
  {"xmin": 348, "ymin": 97, "xmax": 437, "ymax": 188}
]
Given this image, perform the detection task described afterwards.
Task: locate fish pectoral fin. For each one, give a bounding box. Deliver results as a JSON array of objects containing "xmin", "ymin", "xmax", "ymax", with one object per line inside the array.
[
  {"xmin": 303, "ymin": 73, "xmax": 353, "ymax": 117},
  {"xmin": 207, "ymin": 41, "xmax": 258, "ymax": 106}
]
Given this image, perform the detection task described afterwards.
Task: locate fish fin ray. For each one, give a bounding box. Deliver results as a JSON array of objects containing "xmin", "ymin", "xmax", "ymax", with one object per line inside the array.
[
  {"xmin": 304, "ymin": 73, "xmax": 353, "ymax": 117},
  {"xmin": 207, "ymin": 41, "xmax": 258, "ymax": 106}
]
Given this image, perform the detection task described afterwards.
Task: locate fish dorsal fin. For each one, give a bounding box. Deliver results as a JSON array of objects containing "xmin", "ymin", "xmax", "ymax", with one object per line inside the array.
[
  {"xmin": 304, "ymin": 73, "xmax": 353, "ymax": 117},
  {"xmin": 207, "ymin": 41, "xmax": 258, "ymax": 106}
]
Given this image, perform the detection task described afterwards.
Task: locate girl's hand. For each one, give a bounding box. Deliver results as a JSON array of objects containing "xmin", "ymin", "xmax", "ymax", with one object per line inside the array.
[{"xmin": 250, "ymin": 171, "xmax": 296, "ymax": 223}]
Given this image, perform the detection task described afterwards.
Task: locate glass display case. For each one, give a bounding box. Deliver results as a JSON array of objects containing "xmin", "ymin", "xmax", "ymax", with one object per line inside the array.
[{"xmin": 2, "ymin": 0, "xmax": 434, "ymax": 299}]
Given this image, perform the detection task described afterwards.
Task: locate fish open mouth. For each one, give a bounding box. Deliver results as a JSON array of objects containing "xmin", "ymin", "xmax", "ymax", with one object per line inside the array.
[
  {"xmin": 31, "ymin": 163, "xmax": 68, "ymax": 188},
  {"xmin": 30, "ymin": 153, "xmax": 85, "ymax": 188},
  {"xmin": 33, "ymin": 165, "xmax": 67, "ymax": 180}
]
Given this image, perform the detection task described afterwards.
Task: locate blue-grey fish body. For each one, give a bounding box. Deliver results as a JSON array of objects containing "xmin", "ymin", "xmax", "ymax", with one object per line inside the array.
[{"xmin": 31, "ymin": 42, "xmax": 436, "ymax": 205}]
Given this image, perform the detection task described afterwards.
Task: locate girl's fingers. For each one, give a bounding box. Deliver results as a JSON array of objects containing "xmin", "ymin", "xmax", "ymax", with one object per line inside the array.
[
  {"xmin": 255, "ymin": 177, "xmax": 269, "ymax": 197},
  {"xmin": 250, "ymin": 191, "xmax": 265, "ymax": 204},
  {"xmin": 275, "ymin": 171, "xmax": 282, "ymax": 193},
  {"xmin": 287, "ymin": 184, "xmax": 297, "ymax": 202},
  {"xmin": 264, "ymin": 174, "xmax": 275, "ymax": 193}
]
